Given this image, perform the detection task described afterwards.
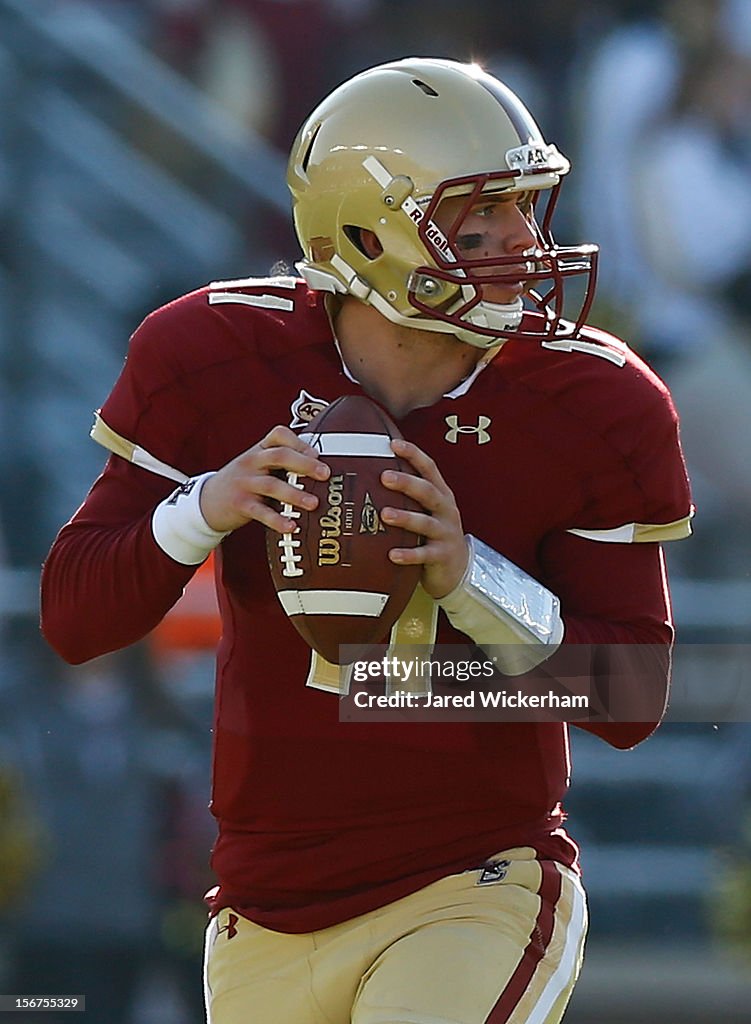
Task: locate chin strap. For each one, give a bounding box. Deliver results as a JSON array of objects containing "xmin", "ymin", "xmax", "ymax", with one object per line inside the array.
[
  {"xmin": 297, "ymin": 259, "xmax": 508, "ymax": 351},
  {"xmin": 458, "ymin": 293, "xmax": 523, "ymax": 340},
  {"xmin": 438, "ymin": 535, "xmax": 564, "ymax": 676}
]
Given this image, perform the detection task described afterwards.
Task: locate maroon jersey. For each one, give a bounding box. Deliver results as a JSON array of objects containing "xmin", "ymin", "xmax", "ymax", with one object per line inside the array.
[{"xmin": 41, "ymin": 277, "xmax": 692, "ymax": 932}]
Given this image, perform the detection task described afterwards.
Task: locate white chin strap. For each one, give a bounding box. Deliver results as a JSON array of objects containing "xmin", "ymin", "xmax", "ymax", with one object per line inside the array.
[
  {"xmin": 297, "ymin": 261, "xmax": 521, "ymax": 350},
  {"xmin": 453, "ymin": 292, "xmax": 523, "ymax": 347},
  {"xmin": 371, "ymin": 288, "xmax": 519, "ymax": 349}
]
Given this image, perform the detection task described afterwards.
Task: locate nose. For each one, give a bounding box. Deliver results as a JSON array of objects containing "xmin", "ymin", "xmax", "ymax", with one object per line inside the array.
[{"xmin": 492, "ymin": 203, "xmax": 535, "ymax": 257}]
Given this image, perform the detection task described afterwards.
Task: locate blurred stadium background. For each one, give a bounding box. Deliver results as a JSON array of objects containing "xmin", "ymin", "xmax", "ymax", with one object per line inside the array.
[{"xmin": 0, "ymin": 1, "xmax": 750, "ymax": 1021}]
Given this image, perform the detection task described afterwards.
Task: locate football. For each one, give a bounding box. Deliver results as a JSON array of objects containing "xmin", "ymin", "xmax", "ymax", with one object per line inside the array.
[{"xmin": 266, "ymin": 395, "xmax": 422, "ymax": 664}]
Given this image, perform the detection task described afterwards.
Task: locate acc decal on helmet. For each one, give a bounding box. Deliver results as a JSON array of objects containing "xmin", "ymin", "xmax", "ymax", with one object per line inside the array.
[{"xmin": 287, "ymin": 58, "xmax": 598, "ymax": 348}]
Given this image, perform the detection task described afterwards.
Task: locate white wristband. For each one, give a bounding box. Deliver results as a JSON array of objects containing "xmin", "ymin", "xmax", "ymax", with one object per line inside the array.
[
  {"xmin": 439, "ymin": 535, "xmax": 564, "ymax": 676},
  {"xmin": 151, "ymin": 472, "xmax": 230, "ymax": 565}
]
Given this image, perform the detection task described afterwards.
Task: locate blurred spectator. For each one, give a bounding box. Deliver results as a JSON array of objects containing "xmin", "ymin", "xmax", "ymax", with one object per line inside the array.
[
  {"xmin": 666, "ymin": 315, "xmax": 751, "ymax": 579},
  {"xmin": 2, "ymin": 653, "xmax": 159, "ymax": 1022},
  {"xmin": 0, "ymin": 761, "xmax": 44, "ymax": 917},
  {"xmin": 633, "ymin": 28, "xmax": 751, "ymax": 364},
  {"xmin": 0, "ymin": 749, "xmax": 45, "ymax": 997},
  {"xmin": 0, "ymin": 648, "xmax": 211, "ymax": 1023},
  {"xmin": 625, "ymin": 5, "xmax": 751, "ymax": 577},
  {"xmin": 145, "ymin": 0, "xmax": 376, "ymax": 268},
  {"xmin": 572, "ymin": 0, "xmax": 751, "ymax": 362},
  {"xmin": 712, "ymin": 825, "xmax": 751, "ymax": 962},
  {"xmin": 151, "ymin": 0, "xmax": 374, "ymax": 147},
  {"xmin": 0, "ymin": 532, "xmax": 40, "ymax": 944}
]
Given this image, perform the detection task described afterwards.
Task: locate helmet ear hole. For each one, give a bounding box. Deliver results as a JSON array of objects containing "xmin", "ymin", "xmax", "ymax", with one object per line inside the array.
[{"xmin": 343, "ymin": 225, "xmax": 383, "ymax": 260}]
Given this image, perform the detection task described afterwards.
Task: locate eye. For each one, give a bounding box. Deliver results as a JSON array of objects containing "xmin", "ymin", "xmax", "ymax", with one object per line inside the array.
[{"xmin": 482, "ymin": 191, "xmax": 533, "ymax": 212}]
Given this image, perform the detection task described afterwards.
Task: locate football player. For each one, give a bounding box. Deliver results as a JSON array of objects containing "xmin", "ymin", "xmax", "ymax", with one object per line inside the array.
[{"xmin": 41, "ymin": 59, "xmax": 693, "ymax": 1023}]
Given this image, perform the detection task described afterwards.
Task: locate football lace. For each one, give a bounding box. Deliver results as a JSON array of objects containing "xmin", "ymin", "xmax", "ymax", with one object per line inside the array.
[{"xmin": 278, "ymin": 472, "xmax": 304, "ymax": 578}]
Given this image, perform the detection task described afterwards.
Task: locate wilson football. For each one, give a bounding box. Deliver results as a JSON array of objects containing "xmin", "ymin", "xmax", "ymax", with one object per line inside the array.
[{"xmin": 266, "ymin": 395, "xmax": 422, "ymax": 664}]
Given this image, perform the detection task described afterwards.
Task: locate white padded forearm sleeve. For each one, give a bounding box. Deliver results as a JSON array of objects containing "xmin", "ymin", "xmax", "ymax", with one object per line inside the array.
[
  {"xmin": 151, "ymin": 472, "xmax": 230, "ymax": 565},
  {"xmin": 438, "ymin": 535, "xmax": 564, "ymax": 675}
]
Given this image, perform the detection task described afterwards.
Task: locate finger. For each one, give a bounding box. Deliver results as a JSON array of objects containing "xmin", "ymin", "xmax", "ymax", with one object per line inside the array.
[
  {"xmin": 249, "ymin": 473, "xmax": 320, "ymax": 511},
  {"xmin": 388, "ymin": 542, "xmax": 437, "ymax": 566},
  {"xmin": 235, "ymin": 484, "xmax": 318, "ymax": 533},
  {"xmin": 390, "ymin": 438, "xmax": 449, "ymax": 490},
  {"xmin": 381, "ymin": 468, "xmax": 444, "ymax": 514},
  {"xmin": 260, "ymin": 425, "xmax": 311, "ymax": 451},
  {"xmin": 255, "ymin": 446, "xmax": 330, "ymax": 481},
  {"xmin": 252, "ymin": 500, "xmax": 301, "ymax": 535},
  {"xmin": 259, "ymin": 426, "xmax": 329, "ymax": 466},
  {"xmin": 381, "ymin": 506, "xmax": 438, "ymax": 539}
]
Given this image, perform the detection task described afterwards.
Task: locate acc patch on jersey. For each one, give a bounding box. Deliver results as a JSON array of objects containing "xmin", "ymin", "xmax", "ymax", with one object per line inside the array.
[{"xmin": 290, "ymin": 389, "xmax": 329, "ymax": 428}]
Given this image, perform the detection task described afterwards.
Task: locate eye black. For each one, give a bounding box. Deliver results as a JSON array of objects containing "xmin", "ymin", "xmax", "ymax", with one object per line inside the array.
[{"xmin": 455, "ymin": 233, "xmax": 484, "ymax": 251}]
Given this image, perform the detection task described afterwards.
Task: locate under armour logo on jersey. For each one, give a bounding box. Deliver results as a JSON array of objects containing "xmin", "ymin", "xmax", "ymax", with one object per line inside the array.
[
  {"xmin": 290, "ymin": 389, "xmax": 329, "ymax": 428},
  {"xmin": 217, "ymin": 912, "xmax": 239, "ymax": 940},
  {"xmin": 444, "ymin": 415, "xmax": 491, "ymax": 445},
  {"xmin": 476, "ymin": 859, "xmax": 511, "ymax": 885},
  {"xmin": 166, "ymin": 479, "xmax": 198, "ymax": 505}
]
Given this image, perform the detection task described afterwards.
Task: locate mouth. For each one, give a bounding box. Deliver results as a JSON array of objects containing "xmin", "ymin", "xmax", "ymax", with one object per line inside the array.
[
  {"xmin": 478, "ymin": 279, "xmax": 527, "ymax": 304},
  {"xmin": 504, "ymin": 280, "xmax": 526, "ymax": 295}
]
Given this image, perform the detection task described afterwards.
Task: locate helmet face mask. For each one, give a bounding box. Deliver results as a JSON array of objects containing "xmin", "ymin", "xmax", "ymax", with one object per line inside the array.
[
  {"xmin": 288, "ymin": 58, "xmax": 598, "ymax": 348},
  {"xmin": 410, "ymin": 174, "xmax": 599, "ymax": 343}
]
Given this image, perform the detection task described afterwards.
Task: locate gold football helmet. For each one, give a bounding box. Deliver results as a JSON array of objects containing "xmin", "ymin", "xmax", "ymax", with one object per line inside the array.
[{"xmin": 288, "ymin": 57, "xmax": 598, "ymax": 348}]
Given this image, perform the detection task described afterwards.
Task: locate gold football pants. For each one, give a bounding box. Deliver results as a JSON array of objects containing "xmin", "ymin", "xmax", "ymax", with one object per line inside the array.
[{"xmin": 203, "ymin": 847, "xmax": 587, "ymax": 1024}]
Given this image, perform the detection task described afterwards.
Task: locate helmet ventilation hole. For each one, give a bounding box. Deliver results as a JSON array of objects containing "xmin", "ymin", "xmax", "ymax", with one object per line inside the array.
[
  {"xmin": 301, "ymin": 123, "xmax": 322, "ymax": 173},
  {"xmin": 412, "ymin": 79, "xmax": 439, "ymax": 97}
]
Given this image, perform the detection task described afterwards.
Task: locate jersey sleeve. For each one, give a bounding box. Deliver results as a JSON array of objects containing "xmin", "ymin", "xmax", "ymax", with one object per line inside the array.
[
  {"xmin": 537, "ymin": 358, "xmax": 693, "ymax": 748},
  {"xmin": 41, "ymin": 293, "xmax": 221, "ymax": 664},
  {"xmin": 538, "ymin": 530, "xmax": 673, "ymax": 748},
  {"xmin": 97, "ymin": 289, "xmax": 226, "ymax": 477},
  {"xmin": 563, "ymin": 353, "xmax": 693, "ymax": 542}
]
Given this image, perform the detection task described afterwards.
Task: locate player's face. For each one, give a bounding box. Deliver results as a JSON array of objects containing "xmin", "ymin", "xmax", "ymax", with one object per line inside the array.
[{"xmin": 433, "ymin": 191, "xmax": 536, "ymax": 304}]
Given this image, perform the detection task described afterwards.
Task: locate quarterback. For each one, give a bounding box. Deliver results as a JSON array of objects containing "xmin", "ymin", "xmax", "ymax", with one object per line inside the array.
[{"xmin": 42, "ymin": 59, "xmax": 692, "ymax": 1024}]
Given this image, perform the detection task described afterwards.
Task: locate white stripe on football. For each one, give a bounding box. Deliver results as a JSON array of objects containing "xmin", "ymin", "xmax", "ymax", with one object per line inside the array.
[
  {"xmin": 277, "ymin": 590, "xmax": 389, "ymax": 617},
  {"xmin": 298, "ymin": 432, "xmax": 397, "ymax": 458}
]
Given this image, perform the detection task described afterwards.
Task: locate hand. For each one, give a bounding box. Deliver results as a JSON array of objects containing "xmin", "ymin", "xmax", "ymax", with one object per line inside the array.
[
  {"xmin": 380, "ymin": 438, "xmax": 469, "ymax": 600},
  {"xmin": 200, "ymin": 426, "xmax": 330, "ymax": 533}
]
